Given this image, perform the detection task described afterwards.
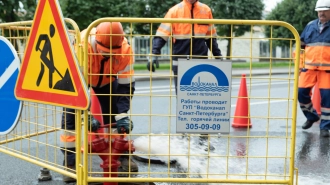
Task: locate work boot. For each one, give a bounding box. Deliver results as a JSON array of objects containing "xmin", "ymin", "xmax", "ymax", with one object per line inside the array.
[
  {"xmin": 119, "ymin": 156, "xmax": 139, "ymax": 172},
  {"xmin": 320, "ymin": 130, "xmax": 330, "ymax": 137},
  {"xmin": 199, "ymin": 135, "xmax": 215, "ymax": 151},
  {"xmin": 62, "ymin": 166, "xmax": 76, "ymax": 183},
  {"xmin": 302, "ymin": 119, "xmax": 319, "ymax": 130}
]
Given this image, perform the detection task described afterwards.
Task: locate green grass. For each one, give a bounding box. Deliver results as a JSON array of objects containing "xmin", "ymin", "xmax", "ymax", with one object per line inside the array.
[{"xmin": 134, "ymin": 61, "xmax": 293, "ymax": 71}]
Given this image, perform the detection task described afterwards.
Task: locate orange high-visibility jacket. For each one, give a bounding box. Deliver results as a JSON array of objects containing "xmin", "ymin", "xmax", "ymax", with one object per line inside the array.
[
  {"xmin": 152, "ymin": 0, "xmax": 222, "ymax": 61},
  {"xmin": 81, "ymin": 28, "xmax": 135, "ymax": 88},
  {"xmin": 300, "ymin": 19, "xmax": 330, "ymax": 70},
  {"xmin": 292, "ymin": 50, "xmax": 305, "ymax": 69}
]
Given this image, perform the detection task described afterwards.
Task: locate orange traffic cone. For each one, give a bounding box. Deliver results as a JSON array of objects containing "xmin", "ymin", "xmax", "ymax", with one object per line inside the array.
[
  {"xmin": 312, "ymin": 83, "xmax": 321, "ymax": 116},
  {"xmin": 232, "ymin": 74, "xmax": 252, "ymax": 128}
]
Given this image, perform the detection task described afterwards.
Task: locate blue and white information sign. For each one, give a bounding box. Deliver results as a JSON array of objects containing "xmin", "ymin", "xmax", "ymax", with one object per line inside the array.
[
  {"xmin": 176, "ymin": 59, "xmax": 232, "ymax": 134},
  {"xmin": 0, "ymin": 36, "xmax": 23, "ymax": 135}
]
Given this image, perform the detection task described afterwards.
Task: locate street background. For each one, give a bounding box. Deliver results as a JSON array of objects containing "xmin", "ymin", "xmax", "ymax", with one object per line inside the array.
[{"xmin": 0, "ymin": 68, "xmax": 329, "ymax": 185}]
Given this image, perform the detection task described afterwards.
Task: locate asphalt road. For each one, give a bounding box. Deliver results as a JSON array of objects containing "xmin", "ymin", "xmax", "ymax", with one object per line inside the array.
[{"xmin": 0, "ymin": 74, "xmax": 329, "ymax": 185}]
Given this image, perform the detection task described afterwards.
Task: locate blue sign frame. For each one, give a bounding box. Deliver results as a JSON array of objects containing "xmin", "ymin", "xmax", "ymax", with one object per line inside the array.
[{"xmin": 0, "ymin": 36, "xmax": 23, "ymax": 135}]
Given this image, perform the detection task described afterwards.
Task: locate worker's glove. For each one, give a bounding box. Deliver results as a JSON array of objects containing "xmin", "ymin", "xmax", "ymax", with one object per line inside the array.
[
  {"xmin": 87, "ymin": 116, "xmax": 101, "ymax": 132},
  {"xmin": 147, "ymin": 56, "xmax": 159, "ymax": 72},
  {"xmin": 115, "ymin": 114, "xmax": 133, "ymax": 134}
]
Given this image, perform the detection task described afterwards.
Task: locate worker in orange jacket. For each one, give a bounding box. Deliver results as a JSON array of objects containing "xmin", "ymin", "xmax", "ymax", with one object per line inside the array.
[
  {"xmin": 60, "ymin": 22, "xmax": 136, "ymax": 183},
  {"xmin": 299, "ymin": 0, "xmax": 330, "ymax": 137},
  {"xmin": 148, "ymin": 0, "xmax": 223, "ymax": 151}
]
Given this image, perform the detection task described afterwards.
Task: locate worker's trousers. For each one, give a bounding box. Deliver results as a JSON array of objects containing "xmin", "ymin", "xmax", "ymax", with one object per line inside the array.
[
  {"xmin": 60, "ymin": 82, "xmax": 118, "ymax": 166},
  {"xmin": 298, "ymin": 69, "xmax": 330, "ymax": 130}
]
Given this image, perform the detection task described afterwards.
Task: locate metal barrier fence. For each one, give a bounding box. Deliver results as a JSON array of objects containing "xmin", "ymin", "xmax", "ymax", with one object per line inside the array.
[
  {"xmin": 0, "ymin": 17, "xmax": 301, "ymax": 185},
  {"xmin": 0, "ymin": 17, "xmax": 85, "ymax": 182}
]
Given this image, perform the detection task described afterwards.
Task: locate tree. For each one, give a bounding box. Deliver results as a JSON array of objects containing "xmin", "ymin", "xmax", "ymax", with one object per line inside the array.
[
  {"xmin": 61, "ymin": 0, "xmax": 132, "ymax": 30},
  {"xmin": 0, "ymin": 0, "xmax": 36, "ymax": 23},
  {"xmin": 203, "ymin": 0, "xmax": 264, "ymax": 59},
  {"xmin": 61, "ymin": 0, "xmax": 178, "ymax": 34},
  {"xmin": 265, "ymin": 0, "xmax": 318, "ymax": 47},
  {"xmin": 0, "ymin": 0, "xmax": 36, "ymax": 49},
  {"xmin": 132, "ymin": 0, "xmax": 178, "ymax": 35}
]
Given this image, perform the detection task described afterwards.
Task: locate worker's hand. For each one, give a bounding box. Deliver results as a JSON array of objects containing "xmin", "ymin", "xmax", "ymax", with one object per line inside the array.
[
  {"xmin": 147, "ymin": 56, "xmax": 159, "ymax": 72},
  {"xmin": 115, "ymin": 114, "xmax": 133, "ymax": 134},
  {"xmin": 87, "ymin": 116, "xmax": 101, "ymax": 132}
]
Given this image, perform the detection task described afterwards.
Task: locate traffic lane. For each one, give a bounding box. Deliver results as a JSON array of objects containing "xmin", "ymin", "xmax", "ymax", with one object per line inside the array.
[
  {"xmin": 0, "ymin": 153, "xmax": 64, "ymax": 185},
  {"xmin": 3, "ymin": 104, "xmax": 64, "ymax": 172},
  {"xmin": 132, "ymin": 78, "xmax": 294, "ymax": 135},
  {"xmin": 242, "ymin": 75, "xmax": 330, "ymax": 177},
  {"xmin": 0, "ymin": 76, "xmax": 248, "ymax": 182},
  {"xmin": 0, "ymin": 132, "xmax": 65, "ymax": 185},
  {"xmin": 132, "ymin": 75, "xmax": 294, "ymax": 134},
  {"xmin": 0, "ymin": 105, "xmax": 68, "ymax": 185},
  {"xmin": 0, "ymin": 74, "xmax": 326, "ymax": 184},
  {"xmin": 0, "ymin": 93, "xmax": 179, "ymax": 185},
  {"xmin": 133, "ymin": 80, "xmax": 293, "ymax": 145},
  {"xmin": 132, "ymin": 77, "xmax": 244, "ymax": 134},
  {"xmin": 134, "ymin": 77, "xmax": 299, "ymax": 138},
  {"xmin": 133, "ymin": 76, "xmax": 330, "ymax": 181},
  {"xmin": 2, "ymin": 75, "xmax": 314, "ymax": 182},
  {"xmin": 0, "ymin": 75, "xmax": 258, "ymax": 184}
]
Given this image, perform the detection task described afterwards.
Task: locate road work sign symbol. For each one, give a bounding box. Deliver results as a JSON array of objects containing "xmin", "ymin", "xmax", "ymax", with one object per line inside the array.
[
  {"xmin": 15, "ymin": 0, "xmax": 90, "ymax": 110},
  {"xmin": 0, "ymin": 36, "xmax": 23, "ymax": 135}
]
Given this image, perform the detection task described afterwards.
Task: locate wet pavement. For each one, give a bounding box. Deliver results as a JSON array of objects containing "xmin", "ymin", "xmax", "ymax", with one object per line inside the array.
[{"xmin": 1, "ymin": 72, "xmax": 330, "ymax": 185}]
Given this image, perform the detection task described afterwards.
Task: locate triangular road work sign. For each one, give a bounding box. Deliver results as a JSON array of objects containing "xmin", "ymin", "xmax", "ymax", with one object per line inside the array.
[{"xmin": 15, "ymin": 0, "xmax": 90, "ymax": 110}]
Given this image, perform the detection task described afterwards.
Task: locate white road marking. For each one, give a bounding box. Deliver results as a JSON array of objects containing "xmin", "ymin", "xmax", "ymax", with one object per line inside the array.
[
  {"xmin": 231, "ymin": 100, "xmax": 289, "ymax": 107},
  {"xmin": 0, "ymin": 60, "xmax": 19, "ymax": 89},
  {"xmin": 135, "ymin": 81, "xmax": 294, "ymax": 93},
  {"xmin": 135, "ymin": 82, "xmax": 293, "ymax": 107}
]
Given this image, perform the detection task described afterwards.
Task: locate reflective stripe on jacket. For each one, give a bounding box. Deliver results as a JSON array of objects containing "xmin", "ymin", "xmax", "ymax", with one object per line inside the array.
[
  {"xmin": 60, "ymin": 130, "xmax": 76, "ymax": 148},
  {"xmin": 300, "ymin": 19, "xmax": 330, "ymax": 70},
  {"xmin": 152, "ymin": 0, "xmax": 221, "ymax": 61}
]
